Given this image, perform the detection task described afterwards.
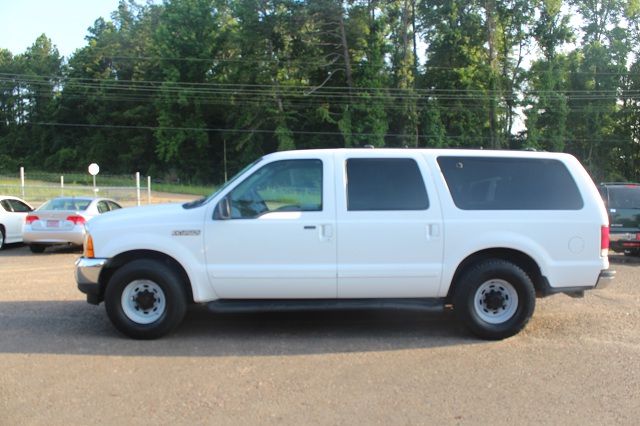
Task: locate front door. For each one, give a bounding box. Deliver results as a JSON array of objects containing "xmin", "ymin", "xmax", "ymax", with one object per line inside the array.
[{"xmin": 204, "ymin": 156, "xmax": 337, "ymax": 298}]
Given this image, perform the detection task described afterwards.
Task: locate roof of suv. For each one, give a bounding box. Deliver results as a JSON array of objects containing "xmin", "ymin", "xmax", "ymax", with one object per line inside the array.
[
  {"xmin": 263, "ymin": 148, "xmax": 578, "ymax": 161},
  {"xmin": 600, "ymin": 182, "xmax": 640, "ymax": 187}
]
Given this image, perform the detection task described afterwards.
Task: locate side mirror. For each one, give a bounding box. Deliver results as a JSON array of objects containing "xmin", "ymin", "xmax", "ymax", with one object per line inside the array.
[{"xmin": 214, "ymin": 197, "xmax": 231, "ymax": 220}]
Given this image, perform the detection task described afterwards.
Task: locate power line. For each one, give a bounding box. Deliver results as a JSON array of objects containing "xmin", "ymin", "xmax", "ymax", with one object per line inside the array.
[
  {"xmin": 2, "ymin": 73, "xmax": 639, "ymax": 98},
  {"xmin": 30, "ymin": 121, "xmax": 640, "ymax": 144}
]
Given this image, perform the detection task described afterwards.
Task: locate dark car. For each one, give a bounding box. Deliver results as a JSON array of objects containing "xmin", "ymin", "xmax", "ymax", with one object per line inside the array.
[{"xmin": 599, "ymin": 183, "xmax": 640, "ymax": 255}]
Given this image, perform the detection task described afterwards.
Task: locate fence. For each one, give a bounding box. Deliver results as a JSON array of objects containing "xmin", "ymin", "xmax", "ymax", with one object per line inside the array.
[{"xmin": 0, "ymin": 168, "xmax": 152, "ymax": 206}]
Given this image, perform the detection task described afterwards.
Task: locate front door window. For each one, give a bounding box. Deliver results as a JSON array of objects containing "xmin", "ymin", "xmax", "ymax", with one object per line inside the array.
[{"xmin": 226, "ymin": 159, "xmax": 323, "ymax": 219}]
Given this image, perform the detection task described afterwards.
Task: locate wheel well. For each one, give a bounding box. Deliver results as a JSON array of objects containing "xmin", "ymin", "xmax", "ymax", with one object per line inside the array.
[
  {"xmin": 99, "ymin": 250, "xmax": 194, "ymax": 304},
  {"xmin": 447, "ymin": 248, "xmax": 545, "ymax": 301}
]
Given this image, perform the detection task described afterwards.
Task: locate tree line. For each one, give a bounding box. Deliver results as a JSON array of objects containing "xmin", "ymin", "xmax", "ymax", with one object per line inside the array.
[{"xmin": 1, "ymin": 0, "xmax": 639, "ymax": 184}]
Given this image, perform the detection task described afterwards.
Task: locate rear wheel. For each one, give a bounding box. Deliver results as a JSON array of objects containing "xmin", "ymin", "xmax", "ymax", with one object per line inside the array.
[
  {"xmin": 0, "ymin": 227, "xmax": 5, "ymax": 250},
  {"xmin": 105, "ymin": 259, "xmax": 187, "ymax": 339},
  {"xmin": 453, "ymin": 259, "xmax": 536, "ymax": 340},
  {"xmin": 29, "ymin": 244, "xmax": 46, "ymax": 253}
]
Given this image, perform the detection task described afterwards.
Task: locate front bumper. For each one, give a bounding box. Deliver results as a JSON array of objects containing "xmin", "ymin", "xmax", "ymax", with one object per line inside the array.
[{"xmin": 75, "ymin": 257, "xmax": 109, "ymax": 304}]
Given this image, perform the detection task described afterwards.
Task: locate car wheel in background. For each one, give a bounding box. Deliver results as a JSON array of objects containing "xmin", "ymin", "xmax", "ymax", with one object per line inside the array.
[{"xmin": 29, "ymin": 244, "xmax": 47, "ymax": 253}]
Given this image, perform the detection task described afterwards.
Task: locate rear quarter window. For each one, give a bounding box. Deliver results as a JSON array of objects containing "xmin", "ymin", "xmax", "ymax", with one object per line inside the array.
[{"xmin": 437, "ymin": 156, "xmax": 583, "ymax": 210}]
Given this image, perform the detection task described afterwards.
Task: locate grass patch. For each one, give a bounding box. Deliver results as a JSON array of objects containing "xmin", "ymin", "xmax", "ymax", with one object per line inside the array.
[
  {"xmin": 152, "ymin": 183, "xmax": 215, "ymax": 197},
  {"xmin": 0, "ymin": 173, "xmax": 218, "ymax": 202}
]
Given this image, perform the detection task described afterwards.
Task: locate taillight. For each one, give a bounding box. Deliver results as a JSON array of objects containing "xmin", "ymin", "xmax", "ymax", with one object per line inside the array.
[
  {"xmin": 601, "ymin": 225, "xmax": 610, "ymax": 257},
  {"xmin": 25, "ymin": 215, "xmax": 39, "ymax": 224},
  {"xmin": 66, "ymin": 215, "xmax": 86, "ymax": 225}
]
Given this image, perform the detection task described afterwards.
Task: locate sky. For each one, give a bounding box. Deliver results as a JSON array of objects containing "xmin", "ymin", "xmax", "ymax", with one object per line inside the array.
[{"xmin": 0, "ymin": 0, "xmax": 122, "ymax": 58}]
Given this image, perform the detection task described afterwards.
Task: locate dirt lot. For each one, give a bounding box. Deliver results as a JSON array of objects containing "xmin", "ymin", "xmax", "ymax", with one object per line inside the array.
[{"xmin": 0, "ymin": 246, "xmax": 639, "ymax": 425}]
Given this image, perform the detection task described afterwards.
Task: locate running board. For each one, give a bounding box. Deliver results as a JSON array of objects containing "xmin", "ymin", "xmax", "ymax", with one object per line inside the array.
[{"xmin": 206, "ymin": 298, "xmax": 446, "ymax": 313}]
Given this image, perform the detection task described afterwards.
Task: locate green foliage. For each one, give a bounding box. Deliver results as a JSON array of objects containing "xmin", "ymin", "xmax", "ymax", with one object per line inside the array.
[{"xmin": 0, "ymin": 0, "xmax": 639, "ymax": 184}]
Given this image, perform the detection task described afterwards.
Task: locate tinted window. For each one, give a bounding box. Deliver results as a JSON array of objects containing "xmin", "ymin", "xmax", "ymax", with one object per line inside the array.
[
  {"xmin": 97, "ymin": 201, "xmax": 110, "ymax": 214},
  {"xmin": 607, "ymin": 186, "xmax": 640, "ymax": 209},
  {"xmin": 228, "ymin": 159, "xmax": 322, "ymax": 219},
  {"xmin": 438, "ymin": 156, "xmax": 583, "ymax": 210},
  {"xmin": 0, "ymin": 200, "xmax": 10, "ymax": 211},
  {"xmin": 40, "ymin": 198, "xmax": 92, "ymax": 211},
  {"xmin": 346, "ymin": 158, "xmax": 429, "ymax": 211},
  {"xmin": 8, "ymin": 199, "xmax": 31, "ymax": 212},
  {"xmin": 108, "ymin": 201, "xmax": 122, "ymax": 211}
]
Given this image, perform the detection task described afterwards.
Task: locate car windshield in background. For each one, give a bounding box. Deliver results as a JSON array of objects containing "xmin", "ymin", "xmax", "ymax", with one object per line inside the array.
[
  {"xmin": 608, "ymin": 186, "xmax": 640, "ymax": 209},
  {"xmin": 40, "ymin": 199, "xmax": 91, "ymax": 211}
]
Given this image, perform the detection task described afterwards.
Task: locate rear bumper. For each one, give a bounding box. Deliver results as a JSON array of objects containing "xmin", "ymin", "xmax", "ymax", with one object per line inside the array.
[
  {"xmin": 539, "ymin": 268, "xmax": 615, "ymax": 297},
  {"xmin": 609, "ymin": 232, "xmax": 640, "ymax": 252},
  {"xmin": 24, "ymin": 228, "xmax": 85, "ymax": 245},
  {"xmin": 75, "ymin": 257, "xmax": 109, "ymax": 305},
  {"xmin": 595, "ymin": 269, "xmax": 616, "ymax": 289}
]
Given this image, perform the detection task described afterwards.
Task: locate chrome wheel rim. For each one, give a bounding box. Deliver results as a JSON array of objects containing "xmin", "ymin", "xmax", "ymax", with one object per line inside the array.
[
  {"xmin": 474, "ymin": 279, "xmax": 518, "ymax": 324},
  {"xmin": 121, "ymin": 280, "xmax": 166, "ymax": 324}
]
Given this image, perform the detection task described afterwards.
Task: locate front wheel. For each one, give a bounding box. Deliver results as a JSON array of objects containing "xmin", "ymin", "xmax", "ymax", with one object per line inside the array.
[
  {"xmin": 453, "ymin": 259, "xmax": 536, "ymax": 340},
  {"xmin": 105, "ymin": 259, "xmax": 187, "ymax": 339}
]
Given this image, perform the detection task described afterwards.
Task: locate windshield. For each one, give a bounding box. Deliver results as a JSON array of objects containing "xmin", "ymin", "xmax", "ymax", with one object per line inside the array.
[
  {"xmin": 183, "ymin": 157, "xmax": 264, "ymax": 209},
  {"xmin": 608, "ymin": 186, "xmax": 640, "ymax": 209}
]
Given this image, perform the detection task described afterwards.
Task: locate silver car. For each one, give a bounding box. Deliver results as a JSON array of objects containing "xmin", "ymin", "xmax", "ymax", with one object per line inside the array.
[
  {"xmin": 23, "ymin": 197, "xmax": 122, "ymax": 253},
  {"xmin": 0, "ymin": 195, "xmax": 34, "ymax": 249}
]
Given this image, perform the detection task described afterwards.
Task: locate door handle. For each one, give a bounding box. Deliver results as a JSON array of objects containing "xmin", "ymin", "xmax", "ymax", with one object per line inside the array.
[
  {"xmin": 427, "ymin": 224, "xmax": 440, "ymax": 239},
  {"xmin": 304, "ymin": 224, "xmax": 333, "ymax": 240},
  {"xmin": 321, "ymin": 224, "xmax": 334, "ymax": 238}
]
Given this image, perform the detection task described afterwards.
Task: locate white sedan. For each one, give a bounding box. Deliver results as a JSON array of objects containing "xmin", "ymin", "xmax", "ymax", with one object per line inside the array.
[
  {"xmin": 0, "ymin": 195, "xmax": 34, "ymax": 249},
  {"xmin": 23, "ymin": 197, "xmax": 122, "ymax": 253}
]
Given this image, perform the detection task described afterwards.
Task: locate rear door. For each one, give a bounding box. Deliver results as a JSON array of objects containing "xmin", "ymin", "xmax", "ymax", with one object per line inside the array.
[{"xmin": 335, "ymin": 152, "xmax": 444, "ymax": 298}]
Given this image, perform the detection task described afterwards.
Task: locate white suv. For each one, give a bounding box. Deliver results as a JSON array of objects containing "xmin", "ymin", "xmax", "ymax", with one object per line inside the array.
[{"xmin": 76, "ymin": 149, "xmax": 614, "ymax": 340}]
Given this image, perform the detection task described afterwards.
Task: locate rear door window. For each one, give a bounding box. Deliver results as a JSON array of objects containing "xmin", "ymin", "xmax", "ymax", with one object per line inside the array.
[
  {"xmin": 97, "ymin": 201, "xmax": 110, "ymax": 213},
  {"xmin": 108, "ymin": 201, "xmax": 122, "ymax": 211},
  {"xmin": 346, "ymin": 158, "xmax": 429, "ymax": 211},
  {"xmin": 437, "ymin": 156, "xmax": 583, "ymax": 210},
  {"xmin": 8, "ymin": 199, "xmax": 31, "ymax": 212}
]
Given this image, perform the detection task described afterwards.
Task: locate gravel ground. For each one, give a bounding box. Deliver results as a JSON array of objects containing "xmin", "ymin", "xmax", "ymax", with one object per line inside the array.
[{"xmin": 0, "ymin": 246, "xmax": 638, "ymax": 425}]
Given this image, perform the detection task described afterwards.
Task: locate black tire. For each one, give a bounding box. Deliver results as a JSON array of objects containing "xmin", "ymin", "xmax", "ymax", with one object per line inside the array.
[
  {"xmin": 0, "ymin": 227, "xmax": 5, "ymax": 250},
  {"xmin": 453, "ymin": 259, "xmax": 536, "ymax": 340},
  {"xmin": 29, "ymin": 244, "xmax": 46, "ymax": 253},
  {"xmin": 104, "ymin": 259, "xmax": 187, "ymax": 339}
]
